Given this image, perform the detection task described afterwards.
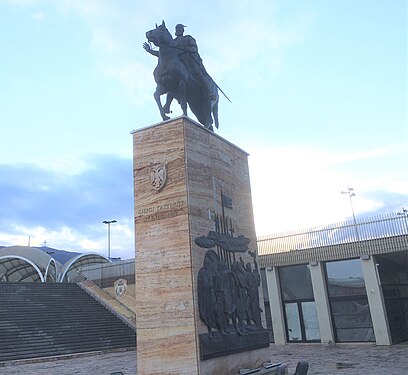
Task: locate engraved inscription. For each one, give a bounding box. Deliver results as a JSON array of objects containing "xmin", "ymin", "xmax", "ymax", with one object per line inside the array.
[
  {"xmin": 143, "ymin": 210, "xmax": 177, "ymax": 222},
  {"xmin": 137, "ymin": 200, "xmax": 185, "ymax": 223}
]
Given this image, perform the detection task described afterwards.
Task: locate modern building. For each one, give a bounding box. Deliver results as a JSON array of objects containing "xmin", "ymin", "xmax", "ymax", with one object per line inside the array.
[{"xmin": 258, "ymin": 212, "xmax": 408, "ymax": 346}]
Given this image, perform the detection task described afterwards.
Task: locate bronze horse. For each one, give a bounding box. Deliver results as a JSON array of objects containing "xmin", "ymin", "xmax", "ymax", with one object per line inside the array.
[{"xmin": 145, "ymin": 21, "xmax": 219, "ymax": 131}]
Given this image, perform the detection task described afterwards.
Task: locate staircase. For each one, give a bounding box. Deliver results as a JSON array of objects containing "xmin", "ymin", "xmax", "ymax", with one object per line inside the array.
[{"xmin": 0, "ymin": 282, "xmax": 136, "ymax": 362}]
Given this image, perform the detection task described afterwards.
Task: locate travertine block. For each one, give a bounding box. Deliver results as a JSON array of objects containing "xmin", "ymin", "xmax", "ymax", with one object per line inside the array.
[{"xmin": 133, "ymin": 116, "xmax": 267, "ymax": 375}]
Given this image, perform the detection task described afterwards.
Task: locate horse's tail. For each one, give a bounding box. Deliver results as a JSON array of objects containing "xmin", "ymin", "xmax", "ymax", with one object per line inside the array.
[{"xmin": 213, "ymin": 97, "xmax": 219, "ymax": 129}]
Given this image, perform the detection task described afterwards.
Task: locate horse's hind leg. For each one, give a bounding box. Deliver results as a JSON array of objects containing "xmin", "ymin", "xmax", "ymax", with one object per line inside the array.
[
  {"xmin": 212, "ymin": 98, "xmax": 219, "ymax": 129},
  {"xmin": 154, "ymin": 85, "xmax": 170, "ymax": 121},
  {"xmin": 163, "ymin": 93, "xmax": 174, "ymax": 114},
  {"xmin": 203, "ymin": 99, "xmax": 214, "ymax": 132}
]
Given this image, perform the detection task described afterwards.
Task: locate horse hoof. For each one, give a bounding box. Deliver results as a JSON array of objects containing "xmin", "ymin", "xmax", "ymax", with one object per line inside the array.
[{"xmin": 162, "ymin": 115, "xmax": 170, "ymax": 121}]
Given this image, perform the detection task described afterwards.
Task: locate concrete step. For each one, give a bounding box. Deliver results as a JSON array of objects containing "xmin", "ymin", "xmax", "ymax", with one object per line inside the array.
[{"xmin": 0, "ymin": 282, "xmax": 136, "ymax": 362}]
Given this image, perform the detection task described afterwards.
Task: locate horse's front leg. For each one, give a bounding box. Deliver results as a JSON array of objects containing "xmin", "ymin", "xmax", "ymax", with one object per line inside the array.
[
  {"xmin": 154, "ymin": 85, "xmax": 170, "ymax": 121},
  {"xmin": 178, "ymin": 80, "xmax": 187, "ymax": 116}
]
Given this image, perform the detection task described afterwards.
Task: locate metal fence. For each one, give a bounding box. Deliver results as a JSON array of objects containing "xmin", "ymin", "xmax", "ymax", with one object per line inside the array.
[{"xmin": 257, "ymin": 212, "xmax": 408, "ymax": 256}]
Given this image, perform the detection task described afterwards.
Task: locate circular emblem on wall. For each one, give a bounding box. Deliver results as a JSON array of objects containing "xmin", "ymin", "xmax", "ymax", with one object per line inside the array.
[
  {"xmin": 150, "ymin": 162, "xmax": 167, "ymax": 192},
  {"xmin": 114, "ymin": 278, "xmax": 127, "ymax": 298}
]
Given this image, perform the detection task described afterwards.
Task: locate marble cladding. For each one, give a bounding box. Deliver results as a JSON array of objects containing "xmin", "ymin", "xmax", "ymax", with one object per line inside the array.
[{"xmin": 133, "ymin": 116, "xmax": 267, "ymax": 375}]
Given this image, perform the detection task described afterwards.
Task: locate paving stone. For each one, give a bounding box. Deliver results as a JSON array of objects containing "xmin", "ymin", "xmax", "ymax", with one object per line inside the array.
[{"xmin": 1, "ymin": 343, "xmax": 408, "ymax": 374}]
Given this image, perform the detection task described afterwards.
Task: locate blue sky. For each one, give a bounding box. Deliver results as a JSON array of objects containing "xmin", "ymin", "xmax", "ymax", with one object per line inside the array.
[{"xmin": 0, "ymin": 0, "xmax": 406, "ymax": 259}]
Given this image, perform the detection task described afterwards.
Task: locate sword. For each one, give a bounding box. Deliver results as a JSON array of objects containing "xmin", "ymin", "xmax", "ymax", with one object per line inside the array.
[{"xmin": 212, "ymin": 78, "xmax": 232, "ymax": 103}]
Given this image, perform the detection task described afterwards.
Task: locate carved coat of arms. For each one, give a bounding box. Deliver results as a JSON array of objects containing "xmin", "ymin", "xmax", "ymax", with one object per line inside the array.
[
  {"xmin": 114, "ymin": 278, "xmax": 127, "ymax": 298},
  {"xmin": 150, "ymin": 162, "xmax": 167, "ymax": 191}
]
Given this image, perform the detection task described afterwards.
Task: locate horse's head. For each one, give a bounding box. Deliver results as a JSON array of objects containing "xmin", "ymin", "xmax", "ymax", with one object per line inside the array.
[{"xmin": 146, "ymin": 20, "xmax": 173, "ymax": 47}]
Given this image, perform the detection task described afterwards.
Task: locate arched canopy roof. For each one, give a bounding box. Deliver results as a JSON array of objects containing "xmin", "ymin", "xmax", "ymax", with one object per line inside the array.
[
  {"xmin": 0, "ymin": 246, "xmax": 110, "ymax": 283},
  {"xmin": 0, "ymin": 246, "xmax": 60, "ymax": 283},
  {"xmin": 0, "ymin": 255, "xmax": 45, "ymax": 282},
  {"xmin": 59, "ymin": 253, "xmax": 110, "ymax": 282},
  {"xmin": 0, "ymin": 246, "xmax": 63, "ymax": 269},
  {"xmin": 44, "ymin": 258, "xmax": 57, "ymax": 282}
]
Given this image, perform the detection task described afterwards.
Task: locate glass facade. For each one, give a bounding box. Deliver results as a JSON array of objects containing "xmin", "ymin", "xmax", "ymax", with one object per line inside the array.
[
  {"xmin": 279, "ymin": 264, "xmax": 320, "ymax": 342},
  {"xmin": 377, "ymin": 252, "xmax": 408, "ymax": 344},
  {"xmin": 325, "ymin": 258, "xmax": 375, "ymax": 342},
  {"xmin": 262, "ymin": 251, "xmax": 408, "ymax": 345}
]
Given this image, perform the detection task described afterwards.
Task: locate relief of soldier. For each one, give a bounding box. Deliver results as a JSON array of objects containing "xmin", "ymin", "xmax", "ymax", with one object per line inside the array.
[{"xmin": 196, "ymin": 237, "xmax": 264, "ymax": 338}]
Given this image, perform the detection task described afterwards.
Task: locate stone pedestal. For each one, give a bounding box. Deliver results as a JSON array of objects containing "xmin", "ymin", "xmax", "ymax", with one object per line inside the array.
[{"xmin": 133, "ymin": 116, "xmax": 269, "ymax": 375}]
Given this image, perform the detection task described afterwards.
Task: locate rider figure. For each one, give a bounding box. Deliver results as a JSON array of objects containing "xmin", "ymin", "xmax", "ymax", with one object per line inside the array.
[{"xmin": 173, "ymin": 24, "xmax": 215, "ymax": 100}]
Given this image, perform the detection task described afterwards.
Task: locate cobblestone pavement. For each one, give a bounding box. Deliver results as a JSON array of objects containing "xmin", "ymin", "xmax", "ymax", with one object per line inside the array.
[
  {"xmin": 268, "ymin": 343, "xmax": 408, "ymax": 375},
  {"xmin": 1, "ymin": 343, "xmax": 407, "ymax": 374}
]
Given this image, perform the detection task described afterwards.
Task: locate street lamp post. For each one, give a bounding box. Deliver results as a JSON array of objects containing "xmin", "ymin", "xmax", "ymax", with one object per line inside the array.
[
  {"xmin": 103, "ymin": 220, "xmax": 117, "ymax": 258},
  {"xmin": 341, "ymin": 186, "xmax": 360, "ymax": 241}
]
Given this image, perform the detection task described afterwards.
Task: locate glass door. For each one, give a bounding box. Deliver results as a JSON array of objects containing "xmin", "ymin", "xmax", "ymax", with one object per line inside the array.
[
  {"xmin": 284, "ymin": 301, "xmax": 320, "ymax": 342},
  {"xmin": 301, "ymin": 301, "xmax": 320, "ymax": 341},
  {"xmin": 285, "ymin": 302, "xmax": 302, "ymax": 341},
  {"xmin": 279, "ymin": 265, "xmax": 321, "ymax": 343}
]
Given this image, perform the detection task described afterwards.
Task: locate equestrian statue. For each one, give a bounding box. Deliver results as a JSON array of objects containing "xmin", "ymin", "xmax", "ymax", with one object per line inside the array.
[{"xmin": 144, "ymin": 21, "xmax": 229, "ymax": 132}]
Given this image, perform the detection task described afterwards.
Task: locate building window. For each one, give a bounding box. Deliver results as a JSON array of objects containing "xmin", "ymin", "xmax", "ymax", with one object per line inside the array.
[
  {"xmin": 325, "ymin": 258, "xmax": 375, "ymax": 342},
  {"xmin": 279, "ymin": 264, "xmax": 320, "ymax": 342}
]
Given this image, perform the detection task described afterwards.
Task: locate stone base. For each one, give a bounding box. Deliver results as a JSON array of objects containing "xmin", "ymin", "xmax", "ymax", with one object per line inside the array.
[
  {"xmin": 133, "ymin": 116, "xmax": 269, "ymax": 374},
  {"xmin": 199, "ymin": 328, "xmax": 270, "ymax": 360}
]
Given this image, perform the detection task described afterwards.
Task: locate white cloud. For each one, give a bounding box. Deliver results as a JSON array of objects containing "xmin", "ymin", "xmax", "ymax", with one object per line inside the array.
[
  {"xmin": 102, "ymin": 62, "xmax": 154, "ymax": 105},
  {"xmin": 248, "ymin": 146, "xmax": 408, "ymax": 236},
  {"xmin": 31, "ymin": 10, "xmax": 45, "ymax": 21},
  {"xmin": 0, "ymin": 221, "xmax": 134, "ymax": 259},
  {"xmin": 0, "ymin": 225, "xmax": 78, "ymax": 249},
  {"xmin": 4, "ymin": 0, "xmax": 39, "ymax": 6},
  {"xmin": 201, "ymin": 3, "xmax": 314, "ymax": 81},
  {"xmin": 0, "ymin": 155, "xmax": 135, "ymax": 258}
]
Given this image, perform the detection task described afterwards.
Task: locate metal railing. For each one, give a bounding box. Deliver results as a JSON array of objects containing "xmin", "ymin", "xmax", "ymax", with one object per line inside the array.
[
  {"xmin": 78, "ymin": 259, "xmax": 136, "ymax": 298},
  {"xmin": 257, "ymin": 212, "xmax": 408, "ymax": 255}
]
